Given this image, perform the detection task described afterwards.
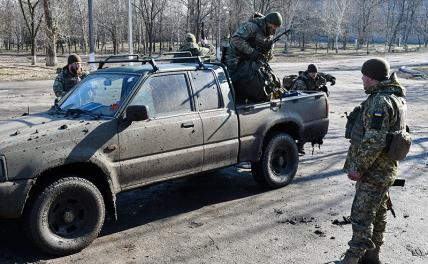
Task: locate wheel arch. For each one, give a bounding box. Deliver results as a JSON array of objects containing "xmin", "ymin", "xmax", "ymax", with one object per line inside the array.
[
  {"xmin": 24, "ymin": 162, "xmax": 117, "ymax": 219},
  {"xmin": 258, "ymin": 121, "xmax": 300, "ymax": 160}
]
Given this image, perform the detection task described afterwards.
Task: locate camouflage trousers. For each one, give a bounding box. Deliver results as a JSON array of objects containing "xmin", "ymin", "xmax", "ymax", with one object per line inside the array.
[{"xmin": 347, "ymin": 180, "xmax": 389, "ymax": 258}]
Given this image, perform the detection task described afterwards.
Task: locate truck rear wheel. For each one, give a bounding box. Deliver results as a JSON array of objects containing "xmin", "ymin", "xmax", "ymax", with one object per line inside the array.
[
  {"xmin": 25, "ymin": 177, "xmax": 105, "ymax": 256},
  {"xmin": 251, "ymin": 133, "xmax": 299, "ymax": 189}
]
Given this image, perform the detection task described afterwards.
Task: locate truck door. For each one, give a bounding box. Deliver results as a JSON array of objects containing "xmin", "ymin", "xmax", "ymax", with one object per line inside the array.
[
  {"xmin": 190, "ymin": 69, "xmax": 239, "ymax": 171},
  {"xmin": 118, "ymin": 72, "xmax": 203, "ymax": 188}
]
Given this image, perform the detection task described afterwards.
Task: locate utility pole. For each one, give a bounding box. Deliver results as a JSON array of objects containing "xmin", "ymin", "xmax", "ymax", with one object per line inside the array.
[
  {"xmin": 88, "ymin": 0, "xmax": 96, "ymax": 71},
  {"xmin": 128, "ymin": 0, "xmax": 133, "ymax": 57},
  {"xmin": 217, "ymin": 0, "xmax": 221, "ymax": 60}
]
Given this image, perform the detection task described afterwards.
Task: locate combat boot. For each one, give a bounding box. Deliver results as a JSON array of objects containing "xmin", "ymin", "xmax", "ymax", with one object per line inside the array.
[
  {"xmin": 340, "ymin": 252, "xmax": 360, "ymax": 264},
  {"xmin": 359, "ymin": 246, "xmax": 382, "ymax": 264}
]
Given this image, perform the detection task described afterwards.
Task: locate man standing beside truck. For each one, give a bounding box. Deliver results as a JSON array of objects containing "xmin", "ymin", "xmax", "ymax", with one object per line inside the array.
[
  {"xmin": 340, "ymin": 58, "xmax": 410, "ymax": 264},
  {"xmin": 53, "ymin": 54, "xmax": 88, "ymax": 99}
]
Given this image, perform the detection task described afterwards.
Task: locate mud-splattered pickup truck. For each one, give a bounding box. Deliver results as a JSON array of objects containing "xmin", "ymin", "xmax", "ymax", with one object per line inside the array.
[{"xmin": 0, "ymin": 56, "xmax": 329, "ymax": 255}]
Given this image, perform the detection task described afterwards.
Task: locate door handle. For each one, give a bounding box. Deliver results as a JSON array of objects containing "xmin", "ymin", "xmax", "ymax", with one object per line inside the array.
[{"xmin": 181, "ymin": 122, "xmax": 194, "ymax": 128}]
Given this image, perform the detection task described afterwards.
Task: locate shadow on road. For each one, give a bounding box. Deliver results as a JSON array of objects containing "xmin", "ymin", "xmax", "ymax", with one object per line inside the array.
[{"xmin": 0, "ymin": 168, "xmax": 262, "ymax": 263}]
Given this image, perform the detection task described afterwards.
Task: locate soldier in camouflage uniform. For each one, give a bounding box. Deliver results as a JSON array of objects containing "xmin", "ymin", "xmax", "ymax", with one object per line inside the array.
[
  {"xmin": 340, "ymin": 58, "xmax": 408, "ymax": 264},
  {"xmin": 53, "ymin": 54, "xmax": 88, "ymax": 99},
  {"xmin": 223, "ymin": 12, "xmax": 282, "ymax": 76},
  {"xmin": 178, "ymin": 33, "xmax": 213, "ymax": 57},
  {"xmin": 291, "ymin": 64, "xmax": 336, "ymax": 94}
]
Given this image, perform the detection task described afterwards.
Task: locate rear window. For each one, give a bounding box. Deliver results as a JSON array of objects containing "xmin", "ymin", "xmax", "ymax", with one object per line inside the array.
[{"xmin": 191, "ymin": 70, "xmax": 222, "ymax": 111}]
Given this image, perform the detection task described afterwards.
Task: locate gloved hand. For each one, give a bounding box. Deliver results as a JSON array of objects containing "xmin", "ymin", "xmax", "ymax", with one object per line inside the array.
[
  {"xmin": 320, "ymin": 86, "xmax": 330, "ymax": 97},
  {"xmin": 259, "ymin": 40, "xmax": 274, "ymax": 53},
  {"xmin": 249, "ymin": 50, "xmax": 264, "ymax": 61},
  {"xmin": 330, "ymin": 77, "xmax": 336, "ymax": 86}
]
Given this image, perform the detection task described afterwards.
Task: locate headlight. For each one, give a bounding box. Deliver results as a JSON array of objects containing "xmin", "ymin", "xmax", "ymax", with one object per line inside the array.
[{"xmin": 0, "ymin": 156, "xmax": 7, "ymax": 182}]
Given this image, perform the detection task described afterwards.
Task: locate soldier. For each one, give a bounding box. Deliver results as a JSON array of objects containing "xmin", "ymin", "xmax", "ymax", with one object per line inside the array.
[
  {"xmin": 223, "ymin": 12, "xmax": 282, "ymax": 76},
  {"xmin": 291, "ymin": 64, "xmax": 336, "ymax": 94},
  {"xmin": 178, "ymin": 33, "xmax": 213, "ymax": 57},
  {"xmin": 53, "ymin": 54, "xmax": 88, "ymax": 99},
  {"xmin": 340, "ymin": 58, "xmax": 408, "ymax": 264}
]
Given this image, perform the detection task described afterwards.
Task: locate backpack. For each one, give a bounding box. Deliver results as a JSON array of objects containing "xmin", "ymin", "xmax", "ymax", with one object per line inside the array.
[
  {"xmin": 232, "ymin": 60, "xmax": 280, "ymax": 102},
  {"xmin": 282, "ymin": 75, "xmax": 298, "ymax": 90}
]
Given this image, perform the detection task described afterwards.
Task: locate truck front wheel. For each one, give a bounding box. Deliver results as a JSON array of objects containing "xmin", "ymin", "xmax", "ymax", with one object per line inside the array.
[
  {"xmin": 251, "ymin": 133, "xmax": 299, "ymax": 189},
  {"xmin": 25, "ymin": 177, "xmax": 105, "ymax": 255}
]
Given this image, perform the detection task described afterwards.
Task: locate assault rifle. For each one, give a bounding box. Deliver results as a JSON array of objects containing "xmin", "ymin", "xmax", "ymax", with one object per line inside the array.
[
  {"xmin": 387, "ymin": 178, "xmax": 405, "ymax": 218},
  {"xmin": 272, "ymin": 28, "xmax": 293, "ymax": 43}
]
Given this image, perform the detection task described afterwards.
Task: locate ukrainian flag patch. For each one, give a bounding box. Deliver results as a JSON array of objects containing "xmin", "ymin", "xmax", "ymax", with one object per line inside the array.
[{"xmin": 371, "ymin": 111, "xmax": 384, "ymax": 130}]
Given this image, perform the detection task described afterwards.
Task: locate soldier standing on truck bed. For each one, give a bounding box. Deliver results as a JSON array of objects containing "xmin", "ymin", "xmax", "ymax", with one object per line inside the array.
[
  {"xmin": 53, "ymin": 54, "xmax": 88, "ymax": 99},
  {"xmin": 223, "ymin": 12, "xmax": 282, "ymax": 77}
]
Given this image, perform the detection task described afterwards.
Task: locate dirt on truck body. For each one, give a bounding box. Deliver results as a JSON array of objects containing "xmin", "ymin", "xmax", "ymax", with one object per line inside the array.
[{"xmin": 0, "ymin": 56, "xmax": 328, "ymax": 255}]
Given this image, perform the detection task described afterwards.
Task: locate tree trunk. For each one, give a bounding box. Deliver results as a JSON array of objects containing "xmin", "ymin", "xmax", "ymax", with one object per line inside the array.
[
  {"xmin": 45, "ymin": 37, "xmax": 57, "ymax": 66},
  {"xmin": 31, "ymin": 38, "xmax": 36, "ymax": 65},
  {"xmin": 44, "ymin": 0, "xmax": 57, "ymax": 66}
]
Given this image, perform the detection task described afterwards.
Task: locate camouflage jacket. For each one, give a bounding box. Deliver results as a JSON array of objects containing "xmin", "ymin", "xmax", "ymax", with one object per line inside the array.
[
  {"xmin": 291, "ymin": 71, "xmax": 334, "ymax": 91},
  {"xmin": 178, "ymin": 42, "xmax": 213, "ymax": 57},
  {"xmin": 343, "ymin": 74, "xmax": 407, "ymax": 187},
  {"xmin": 225, "ymin": 17, "xmax": 274, "ymax": 66},
  {"xmin": 53, "ymin": 66, "xmax": 88, "ymax": 98}
]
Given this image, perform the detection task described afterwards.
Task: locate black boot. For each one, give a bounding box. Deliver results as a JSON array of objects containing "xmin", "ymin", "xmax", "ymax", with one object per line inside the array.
[
  {"xmin": 340, "ymin": 251, "xmax": 360, "ymax": 264},
  {"xmin": 359, "ymin": 247, "xmax": 381, "ymax": 264}
]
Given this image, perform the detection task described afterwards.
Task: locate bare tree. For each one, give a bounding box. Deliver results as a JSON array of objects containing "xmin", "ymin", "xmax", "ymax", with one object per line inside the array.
[
  {"xmin": 384, "ymin": 0, "xmax": 407, "ymax": 52},
  {"xmin": 401, "ymin": 0, "xmax": 422, "ymax": 50},
  {"xmin": 43, "ymin": 0, "xmax": 66, "ymax": 66},
  {"xmin": 18, "ymin": 0, "xmax": 44, "ymax": 65},
  {"xmin": 135, "ymin": 0, "xmax": 167, "ymax": 55},
  {"xmin": 354, "ymin": 0, "xmax": 383, "ymax": 53}
]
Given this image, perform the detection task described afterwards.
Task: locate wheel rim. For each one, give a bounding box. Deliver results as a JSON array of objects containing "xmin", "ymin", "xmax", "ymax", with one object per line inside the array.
[
  {"xmin": 269, "ymin": 145, "xmax": 293, "ymax": 182},
  {"xmin": 48, "ymin": 195, "xmax": 91, "ymax": 238}
]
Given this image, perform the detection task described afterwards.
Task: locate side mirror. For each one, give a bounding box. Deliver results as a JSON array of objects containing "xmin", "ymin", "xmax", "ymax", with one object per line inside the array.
[{"xmin": 125, "ymin": 105, "xmax": 149, "ymax": 122}]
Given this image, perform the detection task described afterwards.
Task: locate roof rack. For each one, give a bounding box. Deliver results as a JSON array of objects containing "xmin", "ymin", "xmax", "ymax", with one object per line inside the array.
[
  {"xmin": 88, "ymin": 54, "xmax": 159, "ymax": 72},
  {"xmin": 88, "ymin": 53, "xmax": 213, "ymax": 71}
]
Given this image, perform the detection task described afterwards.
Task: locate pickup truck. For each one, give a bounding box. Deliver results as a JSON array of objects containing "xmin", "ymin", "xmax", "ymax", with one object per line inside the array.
[{"xmin": 0, "ymin": 56, "xmax": 329, "ymax": 255}]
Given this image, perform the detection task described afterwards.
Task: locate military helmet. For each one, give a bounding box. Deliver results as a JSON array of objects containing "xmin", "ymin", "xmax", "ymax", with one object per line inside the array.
[
  {"xmin": 265, "ymin": 12, "xmax": 282, "ymax": 27},
  {"xmin": 361, "ymin": 58, "xmax": 390, "ymax": 81},
  {"xmin": 185, "ymin": 33, "xmax": 196, "ymax": 43},
  {"xmin": 67, "ymin": 54, "xmax": 82, "ymax": 65}
]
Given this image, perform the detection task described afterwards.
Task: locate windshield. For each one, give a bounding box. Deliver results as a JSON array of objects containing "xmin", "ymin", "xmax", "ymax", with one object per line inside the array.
[{"xmin": 60, "ymin": 73, "xmax": 140, "ymax": 117}]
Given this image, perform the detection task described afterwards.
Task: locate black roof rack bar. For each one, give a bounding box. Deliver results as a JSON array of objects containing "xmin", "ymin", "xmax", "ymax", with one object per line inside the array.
[
  {"xmin": 147, "ymin": 58, "xmax": 159, "ymax": 72},
  {"xmin": 88, "ymin": 56, "xmax": 159, "ymax": 72},
  {"xmin": 150, "ymin": 51, "xmax": 193, "ymax": 59},
  {"xmin": 87, "ymin": 54, "xmax": 211, "ymax": 71}
]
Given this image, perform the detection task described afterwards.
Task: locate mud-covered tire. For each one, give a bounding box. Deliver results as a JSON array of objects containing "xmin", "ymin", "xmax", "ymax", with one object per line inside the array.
[
  {"xmin": 251, "ymin": 133, "xmax": 299, "ymax": 189},
  {"xmin": 25, "ymin": 177, "xmax": 105, "ymax": 256}
]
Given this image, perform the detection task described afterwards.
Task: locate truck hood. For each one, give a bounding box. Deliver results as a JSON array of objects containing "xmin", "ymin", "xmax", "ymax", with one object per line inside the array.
[{"xmin": 0, "ymin": 111, "xmax": 106, "ymax": 155}]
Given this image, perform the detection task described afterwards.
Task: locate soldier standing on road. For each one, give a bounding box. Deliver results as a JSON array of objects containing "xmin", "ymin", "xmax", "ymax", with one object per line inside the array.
[
  {"xmin": 223, "ymin": 12, "xmax": 282, "ymax": 77},
  {"xmin": 53, "ymin": 54, "xmax": 88, "ymax": 99},
  {"xmin": 178, "ymin": 33, "xmax": 214, "ymax": 57},
  {"xmin": 340, "ymin": 58, "xmax": 408, "ymax": 264},
  {"xmin": 291, "ymin": 63, "xmax": 336, "ymax": 94}
]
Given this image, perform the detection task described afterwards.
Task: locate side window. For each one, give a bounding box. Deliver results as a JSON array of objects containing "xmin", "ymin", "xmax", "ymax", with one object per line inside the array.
[
  {"xmin": 129, "ymin": 74, "xmax": 192, "ymax": 117},
  {"xmin": 191, "ymin": 70, "xmax": 222, "ymax": 111}
]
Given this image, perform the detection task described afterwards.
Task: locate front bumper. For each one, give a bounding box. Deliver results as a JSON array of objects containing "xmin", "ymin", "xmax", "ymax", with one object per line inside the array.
[{"xmin": 0, "ymin": 179, "xmax": 34, "ymax": 218}]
